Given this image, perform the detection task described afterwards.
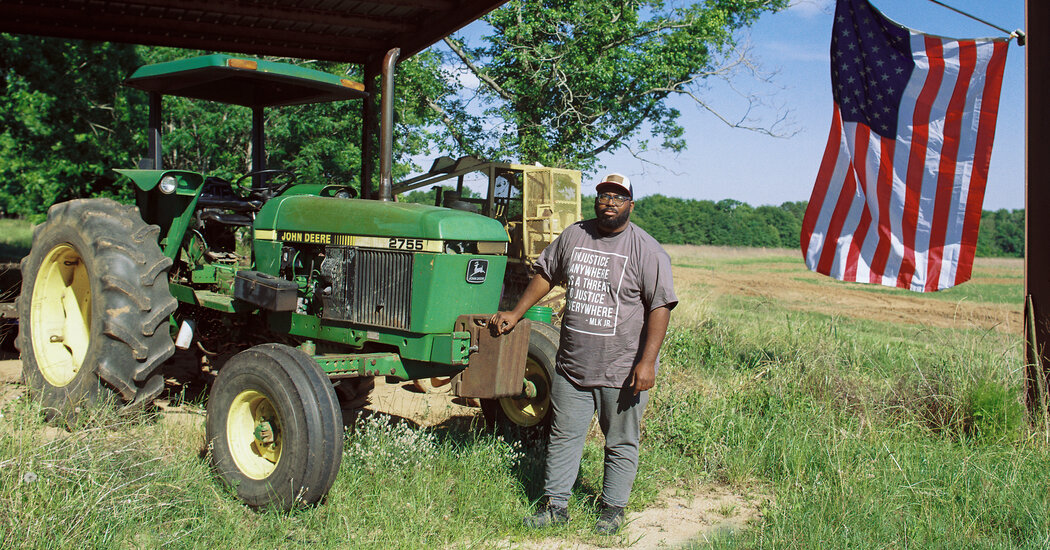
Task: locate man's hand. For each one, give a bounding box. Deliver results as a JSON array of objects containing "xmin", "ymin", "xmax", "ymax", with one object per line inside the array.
[
  {"xmin": 489, "ymin": 311, "xmax": 520, "ymax": 335},
  {"xmin": 489, "ymin": 273, "xmax": 553, "ymax": 336},
  {"xmin": 628, "ymin": 360, "xmax": 656, "ymax": 395}
]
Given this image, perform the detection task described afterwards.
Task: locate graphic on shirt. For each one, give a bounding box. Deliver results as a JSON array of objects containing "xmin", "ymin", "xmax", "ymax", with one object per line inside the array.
[{"xmin": 564, "ymin": 246, "xmax": 628, "ymax": 336}]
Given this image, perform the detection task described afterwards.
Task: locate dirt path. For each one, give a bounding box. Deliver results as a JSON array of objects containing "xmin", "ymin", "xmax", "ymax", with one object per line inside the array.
[{"xmin": 501, "ymin": 485, "xmax": 766, "ymax": 550}]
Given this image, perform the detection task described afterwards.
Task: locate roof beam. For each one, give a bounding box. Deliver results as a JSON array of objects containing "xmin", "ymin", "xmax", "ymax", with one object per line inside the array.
[{"xmin": 123, "ymin": 0, "xmax": 415, "ymax": 33}]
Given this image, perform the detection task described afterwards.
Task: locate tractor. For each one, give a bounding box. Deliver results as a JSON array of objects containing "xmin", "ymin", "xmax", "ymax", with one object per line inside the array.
[{"xmin": 13, "ymin": 54, "xmax": 580, "ymax": 509}]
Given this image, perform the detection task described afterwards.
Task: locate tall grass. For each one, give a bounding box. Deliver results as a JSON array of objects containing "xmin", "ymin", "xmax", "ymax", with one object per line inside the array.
[
  {"xmin": 0, "ymin": 246, "xmax": 1045, "ymax": 548},
  {"xmin": 639, "ymin": 250, "xmax": 1045, "ymax": 548}
]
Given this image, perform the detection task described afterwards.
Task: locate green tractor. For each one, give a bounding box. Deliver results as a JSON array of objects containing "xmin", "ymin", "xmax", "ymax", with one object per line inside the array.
[{"xmin": 14, "ymin": 54, "xmax": 576, "ymax": 509}]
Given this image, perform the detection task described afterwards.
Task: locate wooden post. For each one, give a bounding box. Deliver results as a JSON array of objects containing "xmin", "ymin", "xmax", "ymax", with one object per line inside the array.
[
  {"xmin": 1025, "ymin": 0, "xmax": 1050, "ymax": 419},
  {"xmin": 360, "ymin": 61, "xmax": 380, "ymax": 200}
]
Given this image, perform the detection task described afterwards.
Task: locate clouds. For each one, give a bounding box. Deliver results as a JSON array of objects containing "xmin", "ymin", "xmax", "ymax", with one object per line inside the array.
[{"xmin": 787, "ymin": 0, "xmax": 834, "ymax": 18}]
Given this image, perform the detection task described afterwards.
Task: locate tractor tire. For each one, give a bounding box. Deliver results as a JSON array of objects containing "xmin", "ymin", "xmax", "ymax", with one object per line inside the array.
[
  {"xmin": 481, "ymin": 321, "xmax": 559, "ymax": 440},
  {"xmin": 206, "ymin": 344, "xmax": 342, "ymax": 510},
  {"xmin": 16, "ymin": 199, "xmax": 177, "ymax": 420}
]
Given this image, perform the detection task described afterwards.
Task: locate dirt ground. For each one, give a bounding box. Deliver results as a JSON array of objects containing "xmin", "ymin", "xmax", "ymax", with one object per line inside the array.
[
  {"xmin": 0, "ymin": 248, "xmax": 1022, "ymax": 547},
  {"xmin": 665, "ymin": 245, "xmax": 1022, "ymax": 334}
]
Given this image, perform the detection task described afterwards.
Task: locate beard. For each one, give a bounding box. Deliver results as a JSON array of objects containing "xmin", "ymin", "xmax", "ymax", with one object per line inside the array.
[{"xmin": 595, "ymin": 204, "xmax": 631, "ymax": 230}]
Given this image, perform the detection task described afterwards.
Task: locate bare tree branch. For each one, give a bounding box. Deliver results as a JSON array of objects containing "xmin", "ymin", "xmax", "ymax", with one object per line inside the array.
[
  {"xmin": 443, "ymin": 37, "xmax": 514, "ymax": 101},
  {"xmin": 425, "ymin": 98, "xmax": 482, "ymax": 157}
]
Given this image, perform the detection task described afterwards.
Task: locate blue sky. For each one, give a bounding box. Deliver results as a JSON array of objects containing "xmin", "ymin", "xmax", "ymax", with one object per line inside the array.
[
  {"xmin": 601, "ymin": 0, "xmax": 1027, "ymax": 209},
  {"xmin": 438, "ymin": 0, "xmax": 1026, "ymax": 210}
]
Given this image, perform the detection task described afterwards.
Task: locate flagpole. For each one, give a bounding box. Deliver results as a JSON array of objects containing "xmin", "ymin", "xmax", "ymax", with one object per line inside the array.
[{"xmin": 1024, "ymin": 0, "xmax": 1050, "ymax": 425}]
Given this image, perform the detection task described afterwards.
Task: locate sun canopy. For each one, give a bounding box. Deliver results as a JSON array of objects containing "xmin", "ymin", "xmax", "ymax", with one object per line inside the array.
[
  {"xmin": 125, "ymin": 55, "xmax": 369, "ymax": 108},
  {"xmin": 0, "ymin": 0, "xmax": 506, "ymax": 66}
]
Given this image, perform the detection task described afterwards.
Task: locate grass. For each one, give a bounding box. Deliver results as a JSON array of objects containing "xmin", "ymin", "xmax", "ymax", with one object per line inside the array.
[
  {"xmin": 0, "ymin": 244, "xmax": 1045, "ymax": 548},
  {"xmin": 0, "ymin": 218, "xmax": 33, "ymax": 262}
]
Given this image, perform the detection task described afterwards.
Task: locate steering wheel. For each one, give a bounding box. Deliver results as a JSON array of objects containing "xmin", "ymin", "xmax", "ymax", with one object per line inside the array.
[
  {"xmin": 235, "ymin": 169, "xmax": 298, "ymax": 190},
  {"xmin": 235, "ymin": 169, "xmax": 298, "ymax": 200}
]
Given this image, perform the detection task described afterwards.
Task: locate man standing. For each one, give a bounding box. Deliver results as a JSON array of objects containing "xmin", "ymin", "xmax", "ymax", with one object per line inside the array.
[{"xmin": 490, "ymin": 173, "xmax": 677, "ymax": 535}]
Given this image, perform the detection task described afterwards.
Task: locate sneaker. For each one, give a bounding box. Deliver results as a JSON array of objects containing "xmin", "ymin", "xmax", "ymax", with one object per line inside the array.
[
  {"xmin": 524, "ymin": 501, "xmax": 569, "ymax": 528},
  {"xmin": 594, "ymin": 504, "xmax": 625, "ymax": 535}
]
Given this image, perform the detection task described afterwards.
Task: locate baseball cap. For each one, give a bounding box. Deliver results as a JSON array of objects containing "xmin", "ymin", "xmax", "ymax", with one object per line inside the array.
[{"xmin": 596, "ymin": 173, "xmax": 633, "ymax": 198}]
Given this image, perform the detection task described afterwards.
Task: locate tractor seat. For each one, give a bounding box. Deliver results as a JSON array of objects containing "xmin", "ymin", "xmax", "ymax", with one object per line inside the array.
[{"xmin": 197, "ymin": 176, "xmax": 263, "ymax": 212}]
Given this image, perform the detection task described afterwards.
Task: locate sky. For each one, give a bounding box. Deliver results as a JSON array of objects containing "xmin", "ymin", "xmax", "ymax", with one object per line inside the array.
[{"xmin": 434, "ymin": 0, "xmax": 1027, "ymax": 210}]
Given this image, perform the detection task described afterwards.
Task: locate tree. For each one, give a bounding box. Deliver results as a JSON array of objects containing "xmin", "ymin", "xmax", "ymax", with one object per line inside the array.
[
  {"xmin": 435, "ymin": 0, "xmax": 789, "ymax": 171},
  {"xmin": 0, "ymin": 35, "xmax": 145, "ymax": 219}
]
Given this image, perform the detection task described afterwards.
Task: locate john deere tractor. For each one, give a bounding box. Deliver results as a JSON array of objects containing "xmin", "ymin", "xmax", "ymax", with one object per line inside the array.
[{"xmin": 14, "ymin": 54, "xmax": 576, "ymax": 509}]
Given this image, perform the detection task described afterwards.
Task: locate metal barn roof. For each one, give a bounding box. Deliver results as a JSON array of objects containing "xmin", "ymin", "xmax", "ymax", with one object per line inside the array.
[{"xmin": 0, "ymin": 0, "xmax": 506, "ymax": 66}]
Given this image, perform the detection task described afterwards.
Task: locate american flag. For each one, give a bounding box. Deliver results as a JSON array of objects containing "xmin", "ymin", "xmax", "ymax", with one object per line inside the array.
[{"xmin": 801, "ymin": 0, "xmax": 1010, "ymax": 292}]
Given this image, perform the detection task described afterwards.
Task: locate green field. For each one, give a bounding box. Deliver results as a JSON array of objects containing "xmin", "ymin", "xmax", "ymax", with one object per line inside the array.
[{"xmin": 0, "ymin": 245, "xmax": 1045, "ymax": 548}]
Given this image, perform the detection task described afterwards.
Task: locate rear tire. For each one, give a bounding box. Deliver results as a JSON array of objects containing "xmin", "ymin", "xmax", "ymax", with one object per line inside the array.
[
  {"xmin": 16, "ymin": 199, "xmax": 176, "ymax": 420},
  {"xmin": 206, "ymin": 344, "xmax": 342, "ymax": 509},
  {"xmin": 481, "ymin": 321, "xmax": 559, "ymax": 440}
]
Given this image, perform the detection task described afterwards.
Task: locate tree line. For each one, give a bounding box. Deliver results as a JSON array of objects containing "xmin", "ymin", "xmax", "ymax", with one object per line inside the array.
[{"xmin": 624, "ymin": 195, "xmax": 1024, "ymax": 258}]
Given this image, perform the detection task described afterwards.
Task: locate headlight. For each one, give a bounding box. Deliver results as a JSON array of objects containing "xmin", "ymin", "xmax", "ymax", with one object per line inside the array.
[{"xmin": 158, "ymin": 175, "xmax": 177, "ymax": 194}]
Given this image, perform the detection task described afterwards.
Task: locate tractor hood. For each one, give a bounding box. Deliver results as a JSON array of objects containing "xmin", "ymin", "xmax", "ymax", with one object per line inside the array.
[{"xmin": 255, "ymin": 196, "xmax": 509, "ymax": 242}]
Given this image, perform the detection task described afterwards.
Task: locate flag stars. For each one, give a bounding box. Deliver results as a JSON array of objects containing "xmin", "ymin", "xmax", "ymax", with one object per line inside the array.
[{"xmin": 830, "ymin": 0, "xmax": 912, "ymax": 139}]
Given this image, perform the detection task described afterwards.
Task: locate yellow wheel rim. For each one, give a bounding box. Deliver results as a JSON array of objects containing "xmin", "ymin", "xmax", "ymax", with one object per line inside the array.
[
  {"xmin": 500, "ymin": 357, "xmax": 551, "ymax": 427},
  {"xmin": 30, "ymin": 244, "xmax": 91, "ymax": 387},
  {"xmin": 227, "ymin": 390, "xmax": 282, "ymax": 480}
]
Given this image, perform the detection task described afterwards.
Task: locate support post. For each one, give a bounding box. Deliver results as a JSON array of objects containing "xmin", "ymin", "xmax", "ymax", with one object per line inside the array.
[
  {"xmin": 361, "ymin": 62, "xmax": 379, "ymax": 200},
  {"xmin": 252, "ymin": 107, "xmax": 266, "ymax": 188},
  {"xmin": 147, "ymin": 92, "xmax": 162, "ymax": 169},
  {"xmin": 1025, "ymin": 0, "xmax": 1050, "ymax": 420}
]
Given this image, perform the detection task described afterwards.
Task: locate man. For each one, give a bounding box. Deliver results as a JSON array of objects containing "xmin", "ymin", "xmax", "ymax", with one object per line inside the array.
[{"xmin": 490, "ymin": 173, "xmax": 677, "ymax": 535}]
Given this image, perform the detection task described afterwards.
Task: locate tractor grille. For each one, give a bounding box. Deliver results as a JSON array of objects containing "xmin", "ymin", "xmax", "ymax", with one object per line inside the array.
[
  {"xmin": 319, "ymin": 247, "xmax": 413, "ymax": 330},
  {"xmin": 350, "ymin": 249, "xmax": 412, "ymax": 330}
]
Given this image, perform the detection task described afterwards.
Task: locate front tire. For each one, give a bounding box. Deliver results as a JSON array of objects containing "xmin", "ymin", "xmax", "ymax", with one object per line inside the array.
[
  {"xmin": 16, "ymin": 199, "xmax": 177, "ymax": 420},
  {"xmin": 206, "ymin": 344, "xmax": 342, "ymax": 509}
]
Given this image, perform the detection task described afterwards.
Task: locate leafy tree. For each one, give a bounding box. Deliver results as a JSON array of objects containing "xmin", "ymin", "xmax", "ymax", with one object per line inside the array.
[
  {"xmin": 436, "ymin": 0, "xmax": 789, "ymax": 171},
  {"xmin": 0, "ymin": 35, "xmax": 145, "ymax": 219}
]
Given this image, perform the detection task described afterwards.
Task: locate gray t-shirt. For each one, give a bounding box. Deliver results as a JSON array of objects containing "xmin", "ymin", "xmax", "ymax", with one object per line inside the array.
[{"xmin": 534, "ymin": 220, "xmax": 677, "ymax": 388}]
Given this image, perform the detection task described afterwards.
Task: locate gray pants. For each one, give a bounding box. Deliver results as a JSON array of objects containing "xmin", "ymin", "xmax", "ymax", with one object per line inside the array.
[{"xmin": 543, "ymin": 370, "xmax": 649, "ymax": 509}]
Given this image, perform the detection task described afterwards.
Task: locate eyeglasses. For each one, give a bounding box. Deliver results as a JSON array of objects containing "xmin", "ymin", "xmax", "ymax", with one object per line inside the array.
[{"xmin": 596, "ymin": 192, "xmax": 631, "ymax": 206}]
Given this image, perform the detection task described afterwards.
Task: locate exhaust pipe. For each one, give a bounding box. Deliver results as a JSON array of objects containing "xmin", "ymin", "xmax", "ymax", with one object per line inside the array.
[{"xmin": 379, "ymin": 48, "xmax": 400, "ymax": 202}]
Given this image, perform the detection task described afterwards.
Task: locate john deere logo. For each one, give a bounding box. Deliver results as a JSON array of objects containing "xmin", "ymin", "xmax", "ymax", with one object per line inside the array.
[{"xmin": 466, "ymin": 259, "xmax": 488, "ymax": 284}]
